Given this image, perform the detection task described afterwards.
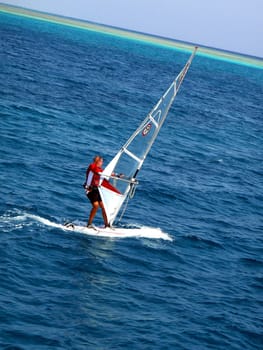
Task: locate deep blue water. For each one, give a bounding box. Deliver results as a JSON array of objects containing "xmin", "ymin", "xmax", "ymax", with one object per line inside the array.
[{"xmin": 1, "ymin": 11, "xmax": 263, "ymax": 350}]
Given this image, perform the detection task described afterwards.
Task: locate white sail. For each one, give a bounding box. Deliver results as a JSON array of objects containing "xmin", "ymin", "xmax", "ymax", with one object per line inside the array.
[{"xmin": 99, "ymin": 47, "xmax": 198, "ymax": 225}]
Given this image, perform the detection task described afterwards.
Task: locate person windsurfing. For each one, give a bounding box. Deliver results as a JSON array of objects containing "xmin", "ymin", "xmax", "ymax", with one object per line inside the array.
[{"xmin": 83, "ymin": 156, "xmax": 108, "ymax": 228}]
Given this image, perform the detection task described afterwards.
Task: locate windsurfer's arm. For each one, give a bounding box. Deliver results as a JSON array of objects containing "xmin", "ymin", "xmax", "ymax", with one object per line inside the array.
[
  {"xmin": 83, "ymin": 168, "xmax": 89, "ymax": 188},
  {"xmin": 83, "ymin": 165, "xmax": 98, "ymax": 189}
]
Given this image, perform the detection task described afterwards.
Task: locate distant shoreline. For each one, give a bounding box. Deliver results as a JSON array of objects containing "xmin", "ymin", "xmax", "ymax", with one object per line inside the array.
[{"xmin": 1, "ymin": 3, "xmax": 262, "ymax": 69}]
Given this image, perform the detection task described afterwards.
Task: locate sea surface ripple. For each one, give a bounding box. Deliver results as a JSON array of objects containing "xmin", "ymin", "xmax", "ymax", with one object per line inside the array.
[{"xmin": 0, "ymin": 12, "xmax": 263, "ymax": 350}]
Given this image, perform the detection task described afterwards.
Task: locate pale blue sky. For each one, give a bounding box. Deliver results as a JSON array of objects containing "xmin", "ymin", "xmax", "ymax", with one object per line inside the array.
[{"xmin": 2, "ymin": 0, "xmax": 263, "ymax": 57}]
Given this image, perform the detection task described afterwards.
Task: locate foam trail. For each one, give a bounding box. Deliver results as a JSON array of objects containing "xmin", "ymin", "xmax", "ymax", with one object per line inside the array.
[{"xmin": 1, "ymin": 211, "xmax": 172, "ymax": 241}]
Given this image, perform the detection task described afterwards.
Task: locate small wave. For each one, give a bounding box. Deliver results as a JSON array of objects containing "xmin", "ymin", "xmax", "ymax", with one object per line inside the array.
[
  {"xmin": 184, "ymin": 234, "xmax": 223, "ymax": 248},
  {"xmin": 209, "ymin": 158, "xmax": 224, "ymax": 163},
  {"xmin": 251, "ymin": 276, "xmax": 263, "ymax": 290},
  {"xmin": 240, "ymin": 257, "xmax": 263, "ymax": 267}
]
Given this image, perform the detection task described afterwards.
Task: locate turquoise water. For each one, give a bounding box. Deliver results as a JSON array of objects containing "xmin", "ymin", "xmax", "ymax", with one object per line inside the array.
[{"xmin": 1, "ymin": 12, "xmax": 263, "ymax": 349}]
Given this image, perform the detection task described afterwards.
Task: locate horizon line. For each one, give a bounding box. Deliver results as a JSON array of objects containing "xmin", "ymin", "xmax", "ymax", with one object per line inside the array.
[{"xmin": 0, "ymin": 3, "xmax": 262, "ymax": 69}]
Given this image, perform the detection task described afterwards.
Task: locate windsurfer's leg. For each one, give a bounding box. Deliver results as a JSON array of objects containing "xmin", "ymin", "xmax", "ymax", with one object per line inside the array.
[
  {"xmin": 99, "ymin": 201, "xmax": 108, "ymax": 227},
  {"xmin": 87, "ymin": 201, "xmax": 99, "ymax": 226}
]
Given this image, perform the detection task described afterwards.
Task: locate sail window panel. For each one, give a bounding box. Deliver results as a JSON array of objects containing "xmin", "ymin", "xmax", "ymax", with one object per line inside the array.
[
  {"xmin": 109, "ymin": 152, "xmax": 139, "ymax": 193},
  {"xmin": 127, "ymin": 119, "xmax": 157, "ymax": 160}
]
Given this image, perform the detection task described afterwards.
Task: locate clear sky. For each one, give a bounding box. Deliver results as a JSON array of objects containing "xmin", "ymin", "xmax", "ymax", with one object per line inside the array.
[{"xmin": 2, "ymin": 0, "xmax": 263, "ymax": 58}]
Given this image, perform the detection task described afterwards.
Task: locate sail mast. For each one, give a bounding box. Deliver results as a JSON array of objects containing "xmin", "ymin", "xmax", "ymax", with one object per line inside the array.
[
  {"xmin": 99, "ymin": 47, "xmax": 198, "ymax": 225},
  {"xmin": 132, "ymin": 46, "xmax": 198, "ymax": 177}
]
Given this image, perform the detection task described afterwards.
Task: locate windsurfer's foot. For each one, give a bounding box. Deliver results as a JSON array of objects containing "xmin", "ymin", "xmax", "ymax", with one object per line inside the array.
[
  {"xmin": 87, "ymin": 224, "xmax": 96, "ymax": 229},
  {"xmin": 104, "ymin": 224, "xmax": 112, "ymax": 229}
]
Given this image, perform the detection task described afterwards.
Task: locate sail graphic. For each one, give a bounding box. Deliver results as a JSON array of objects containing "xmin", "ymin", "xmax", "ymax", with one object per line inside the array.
[{"xmin": 99, "ymin": 47, "xmax": 198, "ymax": 225}]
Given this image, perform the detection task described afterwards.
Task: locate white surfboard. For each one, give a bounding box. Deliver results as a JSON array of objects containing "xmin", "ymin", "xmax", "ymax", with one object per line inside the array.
[
  {"xmin": 63, "ymin": 222, "xmax": 172, "ymax": 240},
  {"xmin": 7, "ymin": 212, "xmax": 172, "ymax": 241}
]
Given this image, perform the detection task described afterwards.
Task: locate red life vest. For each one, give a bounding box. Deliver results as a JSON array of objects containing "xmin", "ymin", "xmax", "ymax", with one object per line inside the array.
[{"xmin": 85, "ymin": 163, "xmax": 103, "ymax": 188}]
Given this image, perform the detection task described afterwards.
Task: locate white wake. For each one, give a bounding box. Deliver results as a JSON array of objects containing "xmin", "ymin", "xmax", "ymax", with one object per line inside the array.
[{"xmin": 1, "ymin": 211, "xmax": 172, "ymax": 241}]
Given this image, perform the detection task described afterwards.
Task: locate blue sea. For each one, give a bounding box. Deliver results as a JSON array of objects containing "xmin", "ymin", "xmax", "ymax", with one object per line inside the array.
[{"xmin": 1, "ymin": 11, "xmax": 263, "ymax": 350}]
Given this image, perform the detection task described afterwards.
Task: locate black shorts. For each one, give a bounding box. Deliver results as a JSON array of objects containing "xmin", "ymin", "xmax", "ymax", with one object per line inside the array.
[{"xmin": 87, "ymin": 188, "xmax": 102, "ymax": 203}]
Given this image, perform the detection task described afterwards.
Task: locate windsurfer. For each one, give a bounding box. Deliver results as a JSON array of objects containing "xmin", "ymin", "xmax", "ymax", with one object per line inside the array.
[{"xmin": 83, "ymin": 156, "xmax": 108, "ymax": 228}]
